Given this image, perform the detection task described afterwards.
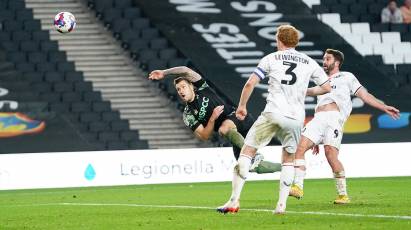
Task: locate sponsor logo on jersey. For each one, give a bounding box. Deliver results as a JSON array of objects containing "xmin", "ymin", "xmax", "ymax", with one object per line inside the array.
[
  {"xmin": 198, "ymin": 97, "xmax": 209, "ymax": 121},
  {"xmin": 183, "ymin": 113, "xmax": 197, "ymax": 128}
]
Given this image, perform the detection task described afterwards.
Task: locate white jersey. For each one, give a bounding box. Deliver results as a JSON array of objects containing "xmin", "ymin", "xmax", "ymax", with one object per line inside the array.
[
  {"xmin": 316, "ymin": 71, "xmax": 363, "ymax": 122},
  {"xmin": 254, "ymin": 48, "xmax": 329, "ymax": 122}
]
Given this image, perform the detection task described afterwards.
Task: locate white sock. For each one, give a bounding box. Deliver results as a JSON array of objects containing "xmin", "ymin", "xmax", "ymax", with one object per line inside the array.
[
  {"xmin": 230, "ymin": 154, "xmax": 252, "ymax": 201},
  {"xmin": 294, "ymin": 168, "xmax": 306, "ymax": 189},
  {"xmin": 294, "ymin": 159, "xmax": 306, "ymax": 189},
  {"xmin": 335, "ymin": 177, "xmax": 347, "ymax": 195},
  {"xmin": 277, "ymin": 163, "xmax": 294, "ymax": 206}
]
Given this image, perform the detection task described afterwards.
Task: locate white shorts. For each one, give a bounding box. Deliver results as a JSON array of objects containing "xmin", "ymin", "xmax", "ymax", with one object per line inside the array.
[
  {"xmin": 302, "ymin": 111, "xmax": 344, "ymax": 150},
  {"xmin": 244, "ymin": 112, "xmax": 303, "ymax": 154}
]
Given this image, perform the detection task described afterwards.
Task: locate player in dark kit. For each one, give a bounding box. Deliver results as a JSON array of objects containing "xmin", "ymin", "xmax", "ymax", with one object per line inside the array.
[{"xmin": 149, "ymin": 66, "xmax": 281, "ymax": 173}]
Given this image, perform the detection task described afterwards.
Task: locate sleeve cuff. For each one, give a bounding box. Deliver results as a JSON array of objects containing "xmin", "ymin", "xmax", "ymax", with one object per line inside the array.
[
  {"xmin": 191, "ymin": 122, "xmax": 201, "ymax": 131},
  {"xmin": 353, "ymin": 86, "xmax": 363, "ymax": 95},
  {"xmin": 319, "ymin": 79, "xmax": 329, "ymax": 86}
]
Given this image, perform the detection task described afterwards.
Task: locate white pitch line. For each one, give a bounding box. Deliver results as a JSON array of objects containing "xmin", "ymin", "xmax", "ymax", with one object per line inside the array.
[{"xmin": 56, "ymin": 202, "xmax": 411, "ymax": 220}]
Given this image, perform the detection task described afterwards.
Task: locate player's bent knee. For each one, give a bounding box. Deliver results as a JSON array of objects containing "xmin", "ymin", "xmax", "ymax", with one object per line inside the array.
[
  {"xmin": 219, "ymin": 120, "xmax": 237, "ymax": 136},
  {"xmin": 324, "ymin": 145, "xmax": 339, "ymax": 154},
  {"xmin": 295, "ymin": 145, "xmax": 307, "ymax": 157},
  {"xmin": 297, "ymin": 137, "xmax": 314, "ymax": 153},
  {"xmin": 218, "ymin": 126, "xmax": 230, "ymax": 136}
]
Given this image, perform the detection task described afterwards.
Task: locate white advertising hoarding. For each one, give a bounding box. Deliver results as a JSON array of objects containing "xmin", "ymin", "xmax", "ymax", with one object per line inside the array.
[{"xmin": 0, "ymin": 142, "xmax": 410, "ymax": 190}]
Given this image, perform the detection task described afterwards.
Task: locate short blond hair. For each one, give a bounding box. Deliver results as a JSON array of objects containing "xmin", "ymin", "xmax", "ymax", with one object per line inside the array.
[{"xmin": 276, "ymin": 25, "xmax": 299, "ymax": 48}]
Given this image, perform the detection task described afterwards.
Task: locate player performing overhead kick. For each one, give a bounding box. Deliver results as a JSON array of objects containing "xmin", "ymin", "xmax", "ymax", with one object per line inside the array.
[
  {"xmin": 217, "ymin": 25, "xmax": 332, "ymax": 214},
  {"xmin": 149, "ymin": 66, "xmax": 281, "ymax": 174},
  {"xmin": 290, "ymin": 49, "xmax": 400, "ymax": 207}
]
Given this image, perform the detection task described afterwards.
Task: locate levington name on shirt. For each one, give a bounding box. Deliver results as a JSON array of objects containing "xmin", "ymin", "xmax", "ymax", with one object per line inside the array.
[{"xmin": 273, "ymin": 54, "xmax": 309, "ymax": 64}]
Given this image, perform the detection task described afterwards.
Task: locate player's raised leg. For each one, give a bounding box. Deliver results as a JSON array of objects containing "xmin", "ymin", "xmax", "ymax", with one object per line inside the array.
[
  {"xmin": 218, "ymin": 120, "xmax": 244, "ymax": 156},
  {"xmin": 324, "ymin": 145, "xmax": 350, "ymax": 204},
  {"xmin": 250, "ymin": 159, "xmax": 282, "ymax": 173}
]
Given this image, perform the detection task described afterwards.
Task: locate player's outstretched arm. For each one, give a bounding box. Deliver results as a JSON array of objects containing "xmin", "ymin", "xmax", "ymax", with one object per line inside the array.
[
  {"xmin": 306, "ymin": 83, "xmax": 331, "ymax": 96},
  {"xmin": 356, "ymin": 88, "xmax": 401, "ymax": 119},
  {"xmin": 193, "ymin": 105, "xmax": 224, "ymax": 140},
  {"xmin": 306, "ymin": 86, "xmax": 319, "ymax": 96},
  {"xmin": 148, "ymin": 66, "xmax": 202, "ymax": 82},
  {"xmin": 236, "ymin": 73, "xmax": 260, "ymax": 120}
]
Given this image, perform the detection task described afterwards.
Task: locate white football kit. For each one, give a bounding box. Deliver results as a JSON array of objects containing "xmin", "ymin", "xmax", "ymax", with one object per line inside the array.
[
  {"xmin": 302, "ymin": 71, "xmax": 363, "ymax": 149},
  {"xmin": 245, "ymin": 48, "xmax": 329, "ymax": 153}
]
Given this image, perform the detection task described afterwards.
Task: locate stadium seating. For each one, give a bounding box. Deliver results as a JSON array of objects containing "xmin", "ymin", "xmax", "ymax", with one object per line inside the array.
[
  {"xmin": 85, "ymin": 0, "xmax": 239, "ymax": 147},
  {"xmin": 311, "ymin": 0, "xmax": 411, "ymax": 88},
  {"xmin": 87, "ymin": 0, "xmax": 187, "ymax": 73},
  {"xmin": 85, "ymin": 0, "xmax": 192, "ymax": 115},
  {"xmin": 0, "ymin": 0, "xmax": 148, "ymax": 152}
]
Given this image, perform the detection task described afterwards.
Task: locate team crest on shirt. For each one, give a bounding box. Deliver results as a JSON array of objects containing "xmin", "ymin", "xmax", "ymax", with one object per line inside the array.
[
  {"xmin": 194, "ymin": 109, "xmax": 198, "ymax": 115},
  {"xmin": 183, "ymin": 113, "xmax": 197, "ymax": 127}
]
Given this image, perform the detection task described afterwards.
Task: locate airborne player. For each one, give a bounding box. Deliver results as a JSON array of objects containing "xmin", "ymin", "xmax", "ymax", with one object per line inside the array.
[{"xmin": 149, "ymin": 66, "xmax": 282, "ymax": 174}]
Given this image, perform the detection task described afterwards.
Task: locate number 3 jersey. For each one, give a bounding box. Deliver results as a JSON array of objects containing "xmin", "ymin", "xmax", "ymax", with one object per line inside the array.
[
  {"xmin": 316, "ymin": 71, "xmax": 363, "ymax": 123},
  {"xmin": 253, "ymin": 48, "xmax": 329, "ymax": 122}
]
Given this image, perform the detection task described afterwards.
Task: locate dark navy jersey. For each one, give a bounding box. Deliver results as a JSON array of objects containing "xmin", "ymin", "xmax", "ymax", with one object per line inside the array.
[{"xmin": 182, "ymin": 79, "xmax": 235, "ymax": 131}]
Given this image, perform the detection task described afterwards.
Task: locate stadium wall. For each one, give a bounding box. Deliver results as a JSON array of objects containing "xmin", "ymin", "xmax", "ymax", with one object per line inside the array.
[
  {"xmin": 133, "ymin": 0, "xmax": 411, "ymax": 144},
  {"xmin": 0, "ymin": 142, "xmax": 410, "ymax": 190}
]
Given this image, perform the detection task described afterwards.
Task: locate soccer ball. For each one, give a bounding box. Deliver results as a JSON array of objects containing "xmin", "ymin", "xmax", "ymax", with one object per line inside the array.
[{"xmin": 54, "ymin": 12, "xmax": 76, "ymax": 33}]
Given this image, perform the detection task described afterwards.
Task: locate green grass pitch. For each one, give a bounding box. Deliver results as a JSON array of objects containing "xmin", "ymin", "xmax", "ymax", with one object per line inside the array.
[{"xmin": 0, "ymin": 177, "xmax": 410, "ymax": 229}]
